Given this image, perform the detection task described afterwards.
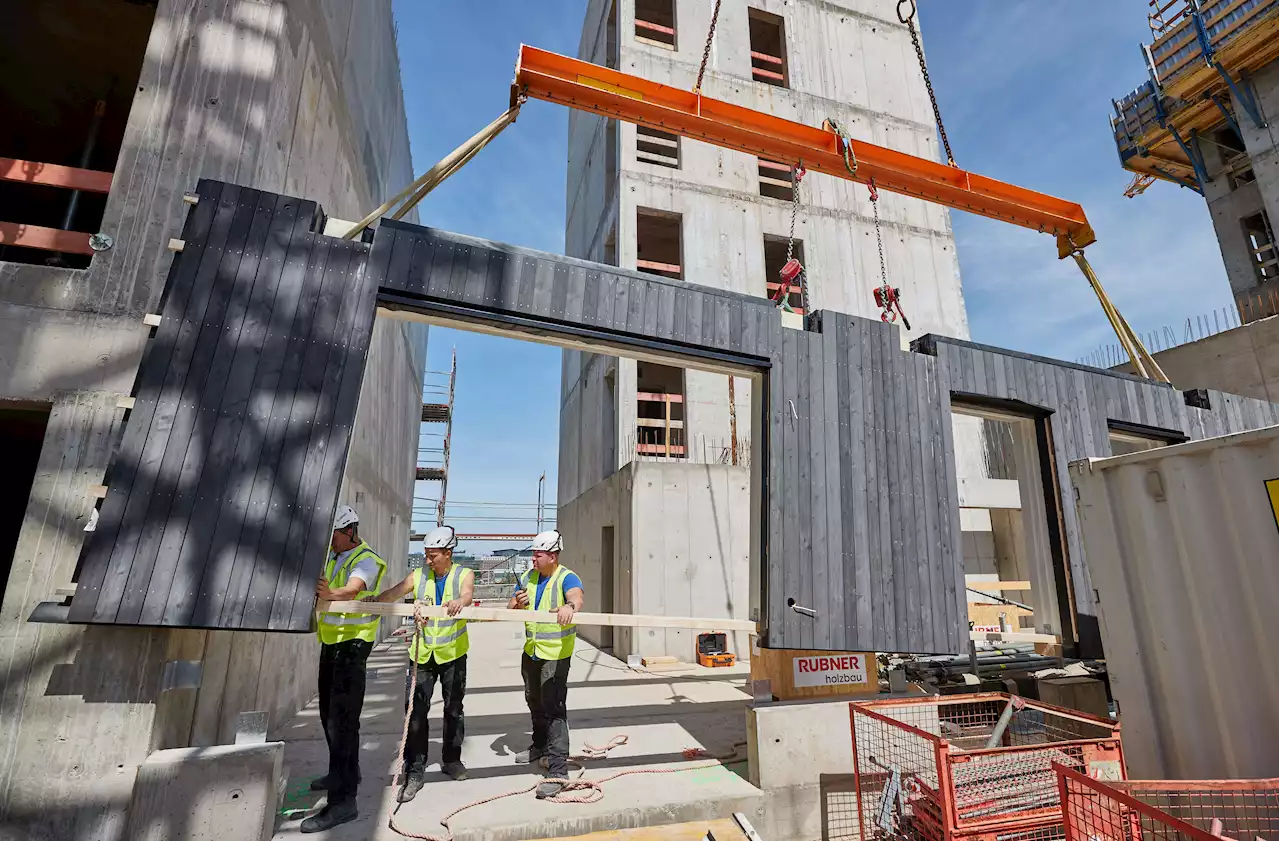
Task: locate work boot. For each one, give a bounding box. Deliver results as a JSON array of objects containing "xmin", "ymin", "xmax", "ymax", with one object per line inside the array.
[
  {"xmin": 398, "ymin": 772, "xmax": 426, "ymax": 803},
  {"xmin": 442, "ymin": 761, "xmax": 468, "ymax": 781},
  {"xmin": 535, "ymin": 780, "xmax": 565, "ymax": 800},
  {"xmin": 300, "ymin": 799, "xmax": 358, "ymax": 833},
  {"xmin": 515, "ymin": 747, "xmax": 548, "ymax": 768},
  {"xmin": 308, "ymin": 775, "xmax": 331, "ymax": 791}
]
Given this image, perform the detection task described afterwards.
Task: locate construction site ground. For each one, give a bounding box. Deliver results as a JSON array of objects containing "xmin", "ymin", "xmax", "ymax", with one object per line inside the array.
[{"xmin": 272, "ymin": 621, "xmax": 760, "ymax": 841}]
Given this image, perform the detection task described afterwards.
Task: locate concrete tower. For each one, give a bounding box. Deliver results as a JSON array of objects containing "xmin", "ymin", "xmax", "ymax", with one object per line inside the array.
[{"xmin": 558, "ymin": 0, "xmax": 987, "ymax": 659}]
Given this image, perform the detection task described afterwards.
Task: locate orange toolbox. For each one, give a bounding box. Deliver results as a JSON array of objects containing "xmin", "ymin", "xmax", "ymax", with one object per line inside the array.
[{"xmin": 696, "ymin": 632, "xmax": 735, "ymax": 668}]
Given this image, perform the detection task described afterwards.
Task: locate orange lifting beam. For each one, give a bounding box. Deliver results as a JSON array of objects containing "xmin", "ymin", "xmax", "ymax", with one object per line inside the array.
[{"xmin": 513, "ymin": 45, "xmax": 1096, "ymax": 257}]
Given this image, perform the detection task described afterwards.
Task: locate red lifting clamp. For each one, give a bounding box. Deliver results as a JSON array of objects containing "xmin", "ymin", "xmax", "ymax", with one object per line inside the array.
[{"xmin": 873, "ymin": 285, "xmax": 912, "ymax": 330}]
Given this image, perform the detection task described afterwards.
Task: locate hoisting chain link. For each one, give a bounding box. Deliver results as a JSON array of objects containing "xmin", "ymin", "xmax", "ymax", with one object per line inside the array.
[
  {"xmin": 781, "ymin": 162, "xmax": 808, "ymax": 314},
  {"xmin": 897, "ymin": 0, "xmax": 956, "ymax": 167},
  {"xmin": 693, "ymin": 0, "xmax": 724, "ymax": 94},
  {"xmin": 869, "ymin": 178, "xmax": 890, "ymax": 312}
]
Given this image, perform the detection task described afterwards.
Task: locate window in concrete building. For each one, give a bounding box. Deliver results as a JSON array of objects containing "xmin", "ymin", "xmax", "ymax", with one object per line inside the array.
[
  {"xmin": 748, "ymin": 9, "xmax": 788, "ymax": 87},
  {"xmin": 606, "ymin": 118, "xmax": 619, "ymax": 187},
  {"xmin": 636, "ymin": 208, "xmax": 682, "ymax": 279},
  {"xmin": 758, "ymin": 158, "xmax": 795, "ymax": 201},
  {"xmin": 0, "ymin": 403, "xmax": 50, "ymax": 603},
  {"xmin": 635, "ymin": 0, "xmax": 676, "ymax": 48},
  {"xmin": 604, "ymin": 226, "xmax": 618, "ymax": 266},
  {"xmin": 0, "ymin": 1, "xmax": 157, "ymax": 269},
  {"xmin": 1240, "ymin": 211, "xmax": 1277, "ymax": 285},
  {"xmin": 763, "ymin": 234, "xmax": 804, "ymax": 313},
  {"xmin": 950, "ymin": 404, "xmax": 1073, "ymax": 644},
  {"xmin": 605, "ymin": 0, "xmax": 619, "ymax": 68},
  {"xmin": 636, "ymin": 126, "xmax": 680, "ymax": 169},
  {"xmin": 1107, "ymin": 420, "xmax": 1186, "ymax": 456},
  {"xmin": 1207, "ymin": 128, "xmax": 1256, "ymax": 188},
  {"xmin": 636, "ymin": 362, "xmax": 686, "ymax": 457}
]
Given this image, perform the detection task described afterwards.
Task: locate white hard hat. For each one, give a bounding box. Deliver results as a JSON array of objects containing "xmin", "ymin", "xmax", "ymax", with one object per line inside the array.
[
  {"xmin": 333, "ymin": 505, "xmax": 359, "ymax": 531},
  {"xmin": 532, "ymin": 530, "xmax": 563, "ymax": 553},
  {"xmin": 423, "ymin": 525, "xmax": 457, "ymax": 550}
]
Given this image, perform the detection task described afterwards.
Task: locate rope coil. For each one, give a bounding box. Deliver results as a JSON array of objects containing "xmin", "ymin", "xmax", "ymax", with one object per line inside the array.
[{"xmin": 385, "ymin": 605, "xmax": 746, "ymax": 841}]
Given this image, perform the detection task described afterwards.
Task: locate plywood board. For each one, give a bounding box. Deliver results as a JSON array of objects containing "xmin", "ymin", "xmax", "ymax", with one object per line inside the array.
[{"xmin": 750, "ymin": 645, "xmax": 879, "ymax": 701}]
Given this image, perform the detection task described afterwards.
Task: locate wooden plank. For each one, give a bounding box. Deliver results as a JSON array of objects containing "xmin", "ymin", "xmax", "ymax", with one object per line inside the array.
[
  {"xmin": 149, "ymin": 191, "xmax": 282, "ymax": 626},
  {"xmin": 871, "ymin": 322, "xmax": 895, "ymax": 649},
  {"xmin": 780, "ymin": 328, "xmax": 801, "ymax": 646},
  {"xmin": 214, "ymin": 203, "xmax": 324, "ymax": 628},
  {"xmin": 283, "ymin": 235, "xmax": 381, "ymax": 631},
  {"xmin": 902, "ymin": 346, "xmax": 924, "ymax": 652},
  {"xmin": 0, "ymin": 157, "xmax": 113, "ymax": 192},
  {"xmin": 971, "ymin": 630, "xmax": 1058, "ymax": 644},
  {"xmin": 535, "ymin": 818, "xmax": 748, "ymax": 841},
  {"xmin": 69, "ymin": 180, "xmax": 231, "ymax": 623},
  {"xmin": 807, "ymin": 331, "xmax": 827, "ymax": 650},
  {"xmin": 321, "ymin": 601, "xmax": 758, "ymax": 632},
  {"xmin": 936, "ymin": 345, "xmax": 963, "ymax": 652},
  {"xmin": 848, "ymin": 318, "xmax": 872, "ymax": 647},
  {"xmin": 750, "ymin": 647, "xmax": 877, "ymax": 701},
  {"xmin": 912, "ymin": 353, "xmax": 939, "ymax": 650},
  {"xmin": 95, "ymin": 186, "xmax": 263, "ymax": 622},
  {"xmin": 967, "ymin": 580, "xmax": 1033, "ymax": 592},
  {"xmin": 127, "ymin": 191, "xmax": 285, "ymax": 625},
  {"xmin": 235, "ymin": 232, "xmax": 335, "ymax": 628},
  {"xmin": 0, "ymin": 222, "xmax": 93, "ymax": 255},
  {"xmin": 821, "ymin": 324, "xmax": 844, "ymax": 650}
]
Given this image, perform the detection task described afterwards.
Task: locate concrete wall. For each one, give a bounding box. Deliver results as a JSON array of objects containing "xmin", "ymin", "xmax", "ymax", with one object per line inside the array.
[
  {"xmin": 0, "ymin": 2, "xmax": 421, "ymax": 837},
  {"xmin": 556, "ymin": 464, "xmax": 634, "ymax": 653},
  {"xmin": 558, "ymin": 461, "xmax": 753, "ymax": 662},
  {"xmin": 1114, "ymin": 316, "xmax": 1278, "ymax": 403},
  {"xmin": 1198, "ymin": 59, "xmax": 1278, "ymax": 310}
]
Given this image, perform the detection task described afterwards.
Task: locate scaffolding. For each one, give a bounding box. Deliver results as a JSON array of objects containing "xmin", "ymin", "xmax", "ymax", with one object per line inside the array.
[{"xmin": 1110, "ymin": 0, "xmax": 1278, "ymax": 194}]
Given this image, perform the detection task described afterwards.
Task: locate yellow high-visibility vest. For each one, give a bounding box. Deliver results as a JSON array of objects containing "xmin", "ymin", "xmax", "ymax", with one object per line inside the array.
[
  {"xmin": 316, "ymin": 541, "xmax": 386, "ymax": 645},
  {"xmin": 408, "ymin": 564, "xmax": 470, "ymax": 664},
  {"xmin": 522, "ymin": 565, "xmax": 577, "ymax": 660}
]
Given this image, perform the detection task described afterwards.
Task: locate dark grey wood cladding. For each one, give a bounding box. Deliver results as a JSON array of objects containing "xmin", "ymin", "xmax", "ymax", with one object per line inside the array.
[
  {"xmin": 372, "ymin": 219, "xmax": 969, "ymax": 654},
  {"xmin": 917, "ymin": 335, "xmax": 1279, "ymax": 656},
  {"xmin": 65, "ymin": 181, "xmax": 1277, "ymax": 653},
  {"xmin": 70, "ymin": 180, "xmax": 380, "ymax": 631}
]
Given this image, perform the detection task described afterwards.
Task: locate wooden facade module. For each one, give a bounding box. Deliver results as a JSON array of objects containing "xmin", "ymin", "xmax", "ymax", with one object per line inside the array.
[
  {"xmin": 916, "ymin": 334, "xmax": 1279, "ymax": 656},
  {"xmin": 63, "ymin": 181, "xmax": 1279, "ymax": 655}
]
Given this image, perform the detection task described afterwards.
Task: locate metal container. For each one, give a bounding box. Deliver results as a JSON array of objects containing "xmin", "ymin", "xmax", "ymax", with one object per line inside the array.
[{"xmin": 1069, "ymin": 426, "xmax": 1278, "ymax": 781}]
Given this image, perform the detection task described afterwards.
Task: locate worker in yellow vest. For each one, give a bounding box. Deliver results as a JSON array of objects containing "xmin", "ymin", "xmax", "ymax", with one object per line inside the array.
[
  {"xmin": 371, "ymin": 524, "xmax": 474, "ymax": 802},
  {"xmin": 306, "ymin": 505, "xmax": 386, "ymax": 833},
  {"xmin": 507, "ymin": 529, "xmax": 584, "ymax": 799}
]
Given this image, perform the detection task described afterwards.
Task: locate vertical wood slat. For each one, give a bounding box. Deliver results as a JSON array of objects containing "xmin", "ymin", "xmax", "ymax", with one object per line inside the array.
[
  {"xmin": 69, "ymin": 183, "xmax": 379, "ymax": 632},
  {"xmin": 68, "ymin": 180, "xmax": 229, "ymax": 623},
  {"xmin": 821, "ymin": 323, "xmax": 844, "ymax": 651}
]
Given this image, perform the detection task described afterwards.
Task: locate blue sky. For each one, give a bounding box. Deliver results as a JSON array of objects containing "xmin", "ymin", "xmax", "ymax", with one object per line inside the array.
[{"xmin": 393, "ymin": 1, "xmax": 1234, "ymax": 544}]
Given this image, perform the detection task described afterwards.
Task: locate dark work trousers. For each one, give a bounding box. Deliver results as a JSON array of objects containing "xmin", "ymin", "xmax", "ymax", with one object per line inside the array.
[
  {"xmin": 520, "ymin": 652, "xmax": 572, "ymax": 777},
  {"xmin": 404, "ymin": 654, "xmax": 467, "ymax": 774},
  {"xmin": 317, "ymin": 638, "xmax": 373, "ymax": 804}
]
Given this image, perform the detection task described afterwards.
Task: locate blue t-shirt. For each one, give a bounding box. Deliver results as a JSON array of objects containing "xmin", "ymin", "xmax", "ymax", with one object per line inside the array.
[
  {"xmin": 512, "ymin": 569, "xmax": 583, "ymax": 608},
  {"xmin": 435, "ymin": 575, "xmax": 447, "ymax": 605}
]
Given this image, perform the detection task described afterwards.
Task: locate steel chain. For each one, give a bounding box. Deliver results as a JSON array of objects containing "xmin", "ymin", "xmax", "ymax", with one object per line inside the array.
[
  {"xmin": 693, "ymin": 0, "xmax": 724, "ymax": 94},
  {"xmin": 784, "ymin": 163, "xmax": 808, "ymax": 314},
  {"xmin": 869, "ymin": 178, "xmax": 892, "ymax": 319},
  {"xmin": 897, "ymin": 0, "xmax": 956, "ymax": 166}
]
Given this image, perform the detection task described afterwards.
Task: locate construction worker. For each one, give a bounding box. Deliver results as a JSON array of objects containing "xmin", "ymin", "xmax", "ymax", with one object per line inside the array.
[
  {"xmin": 508, "ymin": 529, "xmax": 584, "ymax": 799},
  {"xmin": 371, "ymin": 524, "xmax": 474, "ymax": 801},
  {"xmin": 306, "ymin": 505, "xmax": 386, "ymax": 833}
]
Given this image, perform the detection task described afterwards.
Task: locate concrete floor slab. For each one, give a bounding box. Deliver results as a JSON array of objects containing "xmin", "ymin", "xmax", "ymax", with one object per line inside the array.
[{"xmin": 272, "ymin": 623, "xmax": 760, "ymax": 840}]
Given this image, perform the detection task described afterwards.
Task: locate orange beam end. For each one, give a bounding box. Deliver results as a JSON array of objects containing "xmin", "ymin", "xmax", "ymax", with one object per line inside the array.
[
  {"xmin": 0, "ymin": 158, "xmax": 113, "ymax": 193},
  {"xmin": 0, "ymin": 223, "xmax": 94, "ymax": 255},
  {"xmin": 513, "ymin": 46, "xmax": 1095, "ymax": 253}
]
